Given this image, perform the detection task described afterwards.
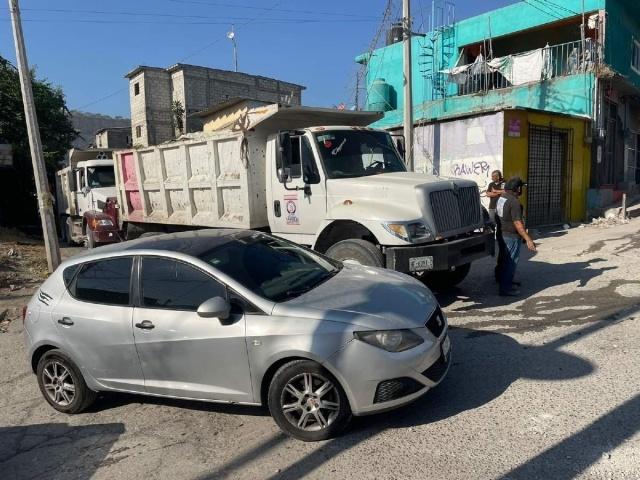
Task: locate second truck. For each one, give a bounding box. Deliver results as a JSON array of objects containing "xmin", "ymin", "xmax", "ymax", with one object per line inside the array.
[{"xmin": 111, "ymin": 102, "xmax": 494, "ymax": 287}]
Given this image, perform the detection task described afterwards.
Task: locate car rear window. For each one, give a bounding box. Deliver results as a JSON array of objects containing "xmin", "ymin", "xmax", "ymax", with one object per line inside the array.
[
  {"xmin": 140, "ymin": 257, "xmax": 226, "ymax": 311},
  {"xmin": 74, "ymin": 257, "xmax": 132, "ymax": 306}
]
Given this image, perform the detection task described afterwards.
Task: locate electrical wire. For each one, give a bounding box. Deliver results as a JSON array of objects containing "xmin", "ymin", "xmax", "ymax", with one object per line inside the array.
[{"xmin": 521, "ymin": 0, "xmax": 566, "ymax": 21}]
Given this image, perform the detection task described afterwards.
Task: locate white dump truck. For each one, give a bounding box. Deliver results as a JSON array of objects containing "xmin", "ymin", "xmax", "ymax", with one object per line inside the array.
[
  {"xmin": 113, "ymin": 102, "xmax": 494, "ymax": 287},
  {"xmin": 55, "ymin": 149, "xmax": 121, "ymax": 248}
]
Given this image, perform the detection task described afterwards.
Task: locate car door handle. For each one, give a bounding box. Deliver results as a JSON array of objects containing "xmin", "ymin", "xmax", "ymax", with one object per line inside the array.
[
  {"xmin": 274, "ymin": 200, "xmax": 281, "ymax": 217},
  {"xmin": 135, "ymin": 320, "xmax": 155, "ymax": 330},
  {"xmin": 57, "ymin": 317, "xmax": 74, "ymax": 326}
]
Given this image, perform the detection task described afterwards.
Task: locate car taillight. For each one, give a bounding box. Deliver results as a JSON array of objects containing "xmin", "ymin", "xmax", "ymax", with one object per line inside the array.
[{"xmin": 22, "ymin": 306, "xmax": 27, "ymax": 324}]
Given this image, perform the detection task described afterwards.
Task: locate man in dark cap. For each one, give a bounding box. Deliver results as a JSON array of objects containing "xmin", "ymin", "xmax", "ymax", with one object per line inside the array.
[{"xmin": 496, "ymin": 177, "xmax": 537, "ymax": 296}]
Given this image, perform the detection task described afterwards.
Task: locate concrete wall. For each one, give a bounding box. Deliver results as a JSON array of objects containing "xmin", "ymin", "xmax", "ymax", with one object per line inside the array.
[
  {"xmin": 605, "ymin": 0, "xmax": 640, "ymax": 91},
  {"xmin": 412, "ymin": 112, "xmax": 504, "ymax": 209},
  {"xmin": 129, "ymin": 65, "xmax": 304, "ymax": 146}
]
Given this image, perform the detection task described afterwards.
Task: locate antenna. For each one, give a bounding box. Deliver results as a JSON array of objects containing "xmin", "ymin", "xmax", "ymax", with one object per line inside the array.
[{"xmin": 226, "ymin": 25, "xmax": 238, "ymax": 72}]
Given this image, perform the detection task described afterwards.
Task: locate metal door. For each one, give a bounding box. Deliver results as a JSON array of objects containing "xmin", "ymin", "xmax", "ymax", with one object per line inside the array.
[{"xmin": 527, "ymin": 125, "xmax": 573, "ymax": 227}]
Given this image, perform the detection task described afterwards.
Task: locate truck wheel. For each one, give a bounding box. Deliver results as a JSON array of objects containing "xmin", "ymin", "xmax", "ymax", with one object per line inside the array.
[
  {"xmin": 65, "ymin": 217, "xmax": 80, "ymax": 246},
  {"xmin": 325, "ymin": 239, "xmax": 384, "ymax": 268},
  {"xmin": 418, "ymin": 263, "xmax": 471, "ymax": 290}
]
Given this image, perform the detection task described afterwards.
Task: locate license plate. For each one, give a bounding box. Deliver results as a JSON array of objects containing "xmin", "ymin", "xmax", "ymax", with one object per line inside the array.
[
  {"xmin": 441, "ymin": 335, "xmax": 451, "ymax": 361},
  {"xmin": 409, "ymin": 256, "xmax": 434, "ymax": 272}
]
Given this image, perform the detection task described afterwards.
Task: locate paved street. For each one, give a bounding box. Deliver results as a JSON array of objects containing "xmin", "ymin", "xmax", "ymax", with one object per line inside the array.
[{"xmin": 1, "ymin": 220, "xmax": 639, "ymax": 480}]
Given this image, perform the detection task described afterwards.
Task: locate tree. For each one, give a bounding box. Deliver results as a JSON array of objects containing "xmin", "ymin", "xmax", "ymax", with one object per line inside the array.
[
  {"xmin": 0, "ymin": 55, "xmax": 77, "ymax": 227},
  {"xmin": 171, "ymin": 100, "xmax": 185, "ymax": 138}
]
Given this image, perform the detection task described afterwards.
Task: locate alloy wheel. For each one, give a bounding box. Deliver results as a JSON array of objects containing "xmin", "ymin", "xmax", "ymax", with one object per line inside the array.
[
  {"xmin": 42, "ymin": 361, "xmax": 76, "ymax": 406},
  {"xmin": 280, "ymin": 372, "xmax": 340, "ymax": 431}
]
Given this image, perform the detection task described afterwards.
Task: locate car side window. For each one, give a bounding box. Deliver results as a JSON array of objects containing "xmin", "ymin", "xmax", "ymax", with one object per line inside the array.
[
  {"xmin": 141, "ymin": 257, "xmax": 226, "ymax": 311},
  {"xmin": 73, "ymin": 258, "xmax": 132, "ymax": 306}
]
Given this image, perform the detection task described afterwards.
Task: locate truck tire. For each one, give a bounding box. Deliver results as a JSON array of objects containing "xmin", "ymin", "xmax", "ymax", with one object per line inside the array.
[
  {"xmin": 325, "ymin": 239, "xmax": 384, "ymax": 268},
  {"xmin": 417, "ymin": 263, "xmax": 471, "ymax": 290}
]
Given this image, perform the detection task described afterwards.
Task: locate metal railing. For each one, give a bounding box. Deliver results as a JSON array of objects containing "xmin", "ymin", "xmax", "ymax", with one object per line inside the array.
[{"xmin": 452, "ymin": 40, "xmax": 599, "ymax": 97}]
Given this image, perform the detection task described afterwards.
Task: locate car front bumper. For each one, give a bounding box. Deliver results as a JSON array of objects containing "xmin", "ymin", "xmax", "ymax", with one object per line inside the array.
[
  {"xmin": 324, "ymin": 327, "xmax": 451, "ymax": 416},
  {"xmin": 385, "ymin": 230, "xmax": 494, "ymax": 273}
]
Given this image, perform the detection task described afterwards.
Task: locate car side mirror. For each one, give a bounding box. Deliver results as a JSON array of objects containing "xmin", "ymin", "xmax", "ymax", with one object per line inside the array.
[
  {"xmin": 277, "ymin": 167, "xmax": 291, "ymax": 184},
  {"xmin": 197, "ymin": 296, "xmax": 231, "ymax": 321}
]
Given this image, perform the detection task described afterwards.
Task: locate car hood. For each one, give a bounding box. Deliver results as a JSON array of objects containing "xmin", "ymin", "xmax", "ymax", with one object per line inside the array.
[{"xmin": 274, "ymin": 264, "xmax": 437, "ymax": 330}]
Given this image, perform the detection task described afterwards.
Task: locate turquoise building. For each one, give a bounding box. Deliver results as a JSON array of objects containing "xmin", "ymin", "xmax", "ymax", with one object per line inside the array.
[{"xmin": 357, "ymin": 0, "xmax": 640, "ymax": 225}]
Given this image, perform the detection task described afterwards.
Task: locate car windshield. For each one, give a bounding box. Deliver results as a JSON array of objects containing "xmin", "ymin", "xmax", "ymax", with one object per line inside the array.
[
  {"xmin": 86, "ymin": 166, "xmax": 115, "ymax": 188},
  {"xmin": 197, "ymin": 232, "xmax": 342, "ymax": 302},
  {"xmin": 314, "ymin": 130, "xmax": 406, "ymax": 179}
]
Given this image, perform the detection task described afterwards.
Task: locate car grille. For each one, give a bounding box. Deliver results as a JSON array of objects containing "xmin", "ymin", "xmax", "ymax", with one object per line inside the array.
[
  {"xmin": 373, "ymin": 378, "xmax": 423, "ymax": 404},
  {"xmin": 429, "ymin": 186, "xmax": 481, "ymax": 234},
  {"xmin": 422, "ymin": 351, "xmax": 450, "ymax": 383},
  {"xmin": 425, "ymin": 306, "xmax": 446, "ymax": 338}
]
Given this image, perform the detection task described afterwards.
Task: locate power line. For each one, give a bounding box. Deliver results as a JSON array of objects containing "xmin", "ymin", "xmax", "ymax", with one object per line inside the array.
[
  {"xmin": 0, "ymin": 17, "xmax": 378, "ymax": 26},
  {"xmin": 536, "ymin": 0, "xmax": 579, "ymax": 16},
  {"xmin": 75, "ymin": 87, "xmax": 128, "ymax": 111},
  {"xmin": 521, "ymin": 0, "xmax": 565, "ymax": 21},
  {"xmin": 166, "ymin": 0, "xmax": 380, "ymax": 19}
]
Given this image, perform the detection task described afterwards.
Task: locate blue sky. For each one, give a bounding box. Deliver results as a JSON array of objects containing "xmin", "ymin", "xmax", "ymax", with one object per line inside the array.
[{"xmin": 1, "ymin": 0, "xmax": 516, "ymax": 117}]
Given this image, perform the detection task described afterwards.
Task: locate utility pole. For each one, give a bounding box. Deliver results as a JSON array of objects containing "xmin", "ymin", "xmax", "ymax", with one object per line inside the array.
[
  {"xmin": 227, "ymin": 25, "xmax": 238, "ymax": 72},
  {"xmin": 8, "ymin": 0, "xmax": 60, "ymax": 272},
  {"xmin": 403, "ymin": 0, "xmax": 414, "ymax": 171}
]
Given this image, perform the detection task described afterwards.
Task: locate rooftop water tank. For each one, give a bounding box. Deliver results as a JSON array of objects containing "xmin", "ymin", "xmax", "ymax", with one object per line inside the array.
[{"xmin": 367, "ymin": 78, "xmax": 395, "ymax": 112}]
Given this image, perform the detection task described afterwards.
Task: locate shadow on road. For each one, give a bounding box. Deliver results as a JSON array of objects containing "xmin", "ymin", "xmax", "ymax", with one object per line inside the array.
[
  {"xmin": 0, "ymin": 422, "xmax": 125, "ymax": 479},
  {"xmin": 195, "ymin": 307, "xmax": 640, "ymax": 480}
]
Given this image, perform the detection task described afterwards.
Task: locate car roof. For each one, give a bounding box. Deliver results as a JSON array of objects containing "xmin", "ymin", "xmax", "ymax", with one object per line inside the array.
[{"xmin": 79, "ymin": 229, "xmax": 256, "ymax": 259}]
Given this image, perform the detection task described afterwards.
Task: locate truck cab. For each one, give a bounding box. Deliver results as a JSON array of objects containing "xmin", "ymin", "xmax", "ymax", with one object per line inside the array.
[
  {"xmin": 56, "ymin": 150, "xmax": 120, "ymax": 248},
  {"xmin": 266, "ymin": 126, "xmax": 493, "ymax": 287}
]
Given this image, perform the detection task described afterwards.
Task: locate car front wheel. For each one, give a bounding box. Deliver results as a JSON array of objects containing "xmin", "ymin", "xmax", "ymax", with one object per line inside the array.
[
  {"xmin": 268, "ymin": 360, "xmax": 351, "ymax": 441},
  {"xmin": 36, "ymin": 349, "xmax": 97, "ymax": 414}
]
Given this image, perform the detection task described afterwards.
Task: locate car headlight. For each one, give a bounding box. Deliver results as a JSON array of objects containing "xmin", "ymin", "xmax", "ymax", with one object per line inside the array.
[
  {"xmin": 97, "ymin": 219, "xmax": 113, "ymax": 226},
  {"xmin": 383, "ymin": 222, "xmax": 433, "ymax": 243},
  {"xmin": 354, "ymin": 329, "xmax": 424, "ymax": 352}
]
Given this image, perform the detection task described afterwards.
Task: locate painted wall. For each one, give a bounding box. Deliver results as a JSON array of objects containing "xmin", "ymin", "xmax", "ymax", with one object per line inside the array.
[
  {"xmin": 372, "ymin": 73, "xmax": 595, "ymax": 129},
  {"xmin": 503, "ymin": 110, "xmax": 591, "ymax": 222},
  {"xmin": 412, "ymin": 112, "xmax": 504, "ymax": 208},
  {"xmin": 357, "ymin": 0, "xmax": 605, "ymax": 127},
  {"xmin": 605, "ymin": 0, "xmax": 640, "ymax": 91}
]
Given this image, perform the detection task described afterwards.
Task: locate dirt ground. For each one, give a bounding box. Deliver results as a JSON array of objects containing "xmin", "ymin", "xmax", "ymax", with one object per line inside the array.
[{"xmin": 1, "ymin": 222, "xmax": 639, "ymax": 480}]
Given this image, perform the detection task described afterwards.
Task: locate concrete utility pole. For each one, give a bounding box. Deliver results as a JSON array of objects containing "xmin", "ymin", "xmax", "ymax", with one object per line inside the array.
[
  {"xmin": 403, "ymin": 0, "xmax": 414, "ymax": 171},
  {"xmin": 8, "ymin": 0, "xmax": 61, "ymax": 272}
]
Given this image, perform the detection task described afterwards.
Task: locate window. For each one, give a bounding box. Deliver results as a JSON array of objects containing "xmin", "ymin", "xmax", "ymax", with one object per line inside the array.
[
  {"xmin": 280, "ymin": 135, "xmax": 320, "ymax": 183},
  {"xmin": 141, "ymin": 258, "xmax": 226, "ymax": 311},
  {"xmin": 135, "ymin": 125, "xmax": 142, "ymax": 138},
  {"xmin": 63, "ymin": 265, "xmax": 79, "ymax": 288},
  {"xmin": 74, "ymin": 258, "xmax": 132, "ymax": 306},
  {"xmin": 134, "ymin": 82, "xmax": 140, "ymax": 95},
  {"xmin": 632, "ymin": 39, "xmax": 640, "ymax": 73},
  {"xmin": 198, "ymin": 232, "xmax": 340, "ymax": 302},
  {"xmin": 86, "ymin": 166, "xmax": 115, "ymax": 188}
]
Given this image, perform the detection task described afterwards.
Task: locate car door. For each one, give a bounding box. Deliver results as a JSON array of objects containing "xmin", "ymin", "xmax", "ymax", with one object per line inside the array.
[
  {"xmin": 52, "ymin": 257, "xmax": 145, "ymax": 391},
  {"xmin": 269, "ymin": 133, "xmax": 327, "ymax": 242},
  {"xmin": 132, "ymin": 256, "xmax": 253, "ymax": 402}
]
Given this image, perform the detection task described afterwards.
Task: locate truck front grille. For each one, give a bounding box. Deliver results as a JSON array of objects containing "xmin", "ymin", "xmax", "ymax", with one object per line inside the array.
[{"xmin": 429, "ymin": 187, "xmax": 481, "ymax": 234}]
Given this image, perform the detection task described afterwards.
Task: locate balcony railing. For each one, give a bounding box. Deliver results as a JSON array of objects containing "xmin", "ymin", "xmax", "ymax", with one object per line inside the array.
[{"xmin": 446, "ymin": 40, "xmax": 599, "ymax": 97}]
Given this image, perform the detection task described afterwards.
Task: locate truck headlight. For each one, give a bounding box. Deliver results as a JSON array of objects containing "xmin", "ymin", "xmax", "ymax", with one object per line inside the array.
[
  {"xmin": 354, "ymin": 329, "xmax": 424, "ymax": 352},
  {"xmin": 383, "ymin": 222, "xmax": 433, "ymax": 243}
]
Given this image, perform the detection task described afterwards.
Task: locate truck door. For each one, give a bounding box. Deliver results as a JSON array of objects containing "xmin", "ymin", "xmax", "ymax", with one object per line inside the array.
[
  {"xmin": 74, "ymin": 168, "xmax": 88, "ymax": 216},
  {"xmin": 269, "ymin": 133, "xmax": 326, "ymax": 244}
]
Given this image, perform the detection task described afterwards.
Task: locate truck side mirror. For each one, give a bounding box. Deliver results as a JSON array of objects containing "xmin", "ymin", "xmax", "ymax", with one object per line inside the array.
[
  {"xmin": 81, "ymin": 186, "xmax": 90, "ymax": 195},
  {"xmin": 277, "ymin": 131, "xmax": 292, "ymax": 171},
  {"xmin": 277, "ymin": 167, "xmax": 291, "ymax": 184},
  {"xmin": 396, "ymin": 138, "xmax": 406, "ymax": 159}
]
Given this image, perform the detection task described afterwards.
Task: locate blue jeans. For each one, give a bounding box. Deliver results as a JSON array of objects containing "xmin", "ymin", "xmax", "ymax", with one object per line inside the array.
[{"xmin": 499, "ymin": 235, "xmax": 521, "ymax": 292}]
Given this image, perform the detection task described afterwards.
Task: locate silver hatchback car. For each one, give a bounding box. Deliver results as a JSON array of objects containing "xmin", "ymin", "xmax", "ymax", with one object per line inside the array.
[{"xmin": 24, "ymin": 230, "xmax": 450, "ymax": 441}]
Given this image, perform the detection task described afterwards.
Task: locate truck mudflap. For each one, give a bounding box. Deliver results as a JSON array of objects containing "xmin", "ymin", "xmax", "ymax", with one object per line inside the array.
[{"xmin": 385, "ymin": 231, "xmax": 495, "ymax": 273}]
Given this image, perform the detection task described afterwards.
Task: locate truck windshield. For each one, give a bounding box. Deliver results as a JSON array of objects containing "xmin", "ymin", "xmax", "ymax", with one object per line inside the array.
[
  {"xmin": 314, "ymin": 130, "xmax": 406, "ymax": 179},
  {"xmin": 86, "ymin": 166, "xmax": 115, "ymax": 188},
  {"xmin": 198, "ymin": 232, "xmax": 342, "ymax": 302}
]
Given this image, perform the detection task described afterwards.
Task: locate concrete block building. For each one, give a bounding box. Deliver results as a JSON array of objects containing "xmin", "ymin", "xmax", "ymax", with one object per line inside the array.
[
  {"xmin": 95, "ymin": 127, "xmax": 131, "ymax": 149},
  {"xmin": 125, "ymin": 64, "xmax": 305, "ymax": 147},
  {"xmin": 358, "ymin": 0, "xmax": 640, "ymax": 224}
]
